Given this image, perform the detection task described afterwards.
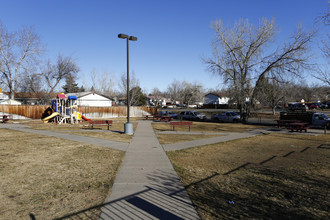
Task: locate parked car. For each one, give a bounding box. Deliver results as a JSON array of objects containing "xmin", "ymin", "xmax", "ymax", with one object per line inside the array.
[
  {"xmin": 320, "ymin": 103, "xmax": 327, "ymax": 110},
  {"xmin": 310, "ymin": 103, "xmax": 320, "ymax": 109},
  {"xmin": 179, "ymin": 111, "xmax": 206, "ymax": 121},
  {"xmin": 176, "ymin": 104, "xmax": 186, "ymax": 108},
  {"xmin": 158, "ymin": 111, "xmax": 178, "ymax": 119},
  {"xmin": 211, "ymin": 111, "xmax": 240, "ymax": 123},
  {"xmin": 288, "ymin": 103, "xmax": 308, "ymax": 111}
]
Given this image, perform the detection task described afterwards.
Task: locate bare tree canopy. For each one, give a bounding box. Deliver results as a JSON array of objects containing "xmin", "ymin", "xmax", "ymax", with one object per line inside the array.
[
  {"xmin": 0, "ymin": 21, "xmax": 44, "ymax": 99},
  {"xmin": 313, "ymin": 11, "xmax": 330, "ymax": 85},
  {"xmin": 204, "ymin": 18, "xmax": 314, "ymax": 121},
  {"xmin": 43, "ymin": 54, "xmax": 79, "ymax": 94},
  {"xmin": 120, "ymin": 71, "xmax": 140, "ymax": 106},
  {"xmin": 167, "ymin": 79, "xmax": 183, "ymax": 104},
  {"xmin": 89, "ymin": 68, "xmax": 117, "ymax": 97}
]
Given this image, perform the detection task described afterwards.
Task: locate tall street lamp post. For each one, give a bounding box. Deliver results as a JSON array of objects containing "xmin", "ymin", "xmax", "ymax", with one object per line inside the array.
[{"xmin": 118, "ymin": 33, "xmax": 137, "ymax": 135}]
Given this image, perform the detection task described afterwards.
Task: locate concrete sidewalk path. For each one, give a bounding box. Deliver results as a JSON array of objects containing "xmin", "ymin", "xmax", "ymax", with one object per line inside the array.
[{"xmin": 100, "ymin": 121, "xmax": 200, "ymax": 219}]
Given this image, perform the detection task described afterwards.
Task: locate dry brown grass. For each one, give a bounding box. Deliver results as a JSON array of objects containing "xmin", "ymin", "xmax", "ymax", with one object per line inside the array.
[
  {"xmin": 156, "ymin": 134, "xmax": 222, "ymax": 145},
  {"xmin": 18, "ymin": 119, "xmax": 139, "ymax": 143},
  {"xmin": 152, "ymin": 121, "xmax": 267, "ymax": 133},
  {"xmin": 64, "ymin": 131, "xmax": 134, "ymax": 143},
  {"xmin": 167, "ymin": 133, "xmax": 330, "ymax": 219},
  {"xmin": 24, "ymin": 118, "xmax": 138, "ymax": 131},
  {"xmin": 0, "ymin": 128, "xmax": 125, "ymax": 220},
  {"xmin": 153, "ymin": 121, "xmax": 264, "ymax": 144}
]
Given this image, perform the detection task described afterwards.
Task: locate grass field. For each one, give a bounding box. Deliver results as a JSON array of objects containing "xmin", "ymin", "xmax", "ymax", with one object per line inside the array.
[
  {"xmin": 0, "ymin": 128, "xmax": 125, "ymax": 219},
  {"xmin": 152, "ymin": 121, "xmax": 268, "ymax": 133},
  {"xmin": 20, "ymin": 119, "xmax": 138, "ymax": 143},
  {"xmin": 167, "ymin": 133, "xmax": 330, "ymax": 219}
]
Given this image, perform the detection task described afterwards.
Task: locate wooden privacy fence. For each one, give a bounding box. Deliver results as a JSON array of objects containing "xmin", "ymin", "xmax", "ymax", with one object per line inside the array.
[{"xmin": 0, "ymin": 105, "xmax": 157, "ymax": 119}]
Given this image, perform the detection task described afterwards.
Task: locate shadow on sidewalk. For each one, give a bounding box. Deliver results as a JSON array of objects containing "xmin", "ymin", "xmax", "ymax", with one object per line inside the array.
[{"xmin": 29, "ymin": 170, "xmax": 199, "ymax": 220}]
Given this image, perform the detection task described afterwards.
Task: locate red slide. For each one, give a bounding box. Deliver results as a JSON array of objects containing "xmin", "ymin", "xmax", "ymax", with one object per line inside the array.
[{"xmin": 82, "ymin": 115, "xmax": 90, "ymax": 121}]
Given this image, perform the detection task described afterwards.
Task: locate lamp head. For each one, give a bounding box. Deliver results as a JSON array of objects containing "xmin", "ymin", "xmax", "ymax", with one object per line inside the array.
[
  {"xmin": 129, "ymin": 36, "xmax": 137, "ymax": 41},
  {"xmin": 118, "ymin": 33, "xmax": 128, "ymax": 39}
]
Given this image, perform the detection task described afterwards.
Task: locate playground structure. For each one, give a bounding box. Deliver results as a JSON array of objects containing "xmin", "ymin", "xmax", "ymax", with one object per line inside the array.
[{"xmin": 41, "ymin": 93, "xmax": 89, "ymax": 124}]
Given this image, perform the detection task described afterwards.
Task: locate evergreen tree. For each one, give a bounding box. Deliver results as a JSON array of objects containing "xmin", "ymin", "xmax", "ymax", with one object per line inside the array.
[
  {"xmin": 79, "ymin": 86, "xmax": 85, "ymax": 92},
  {"xmin": 62, "ymin": 73, "xmax": 80, "ymax": 93}
]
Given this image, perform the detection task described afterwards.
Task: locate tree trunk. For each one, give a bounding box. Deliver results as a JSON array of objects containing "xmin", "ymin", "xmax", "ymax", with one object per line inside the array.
[{"xmin": 272, "ymin": 106, "xmax": 276, "ymax": 115}]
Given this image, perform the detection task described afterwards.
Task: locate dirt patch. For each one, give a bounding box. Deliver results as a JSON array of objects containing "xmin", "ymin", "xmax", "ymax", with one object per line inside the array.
[
  {"xmin": 167, "ymin": 133, "xmax": 330, "ymax": 219},
  {"xmin": 0, "ymin": 128, "xmax": 125, "ymax": 219}
]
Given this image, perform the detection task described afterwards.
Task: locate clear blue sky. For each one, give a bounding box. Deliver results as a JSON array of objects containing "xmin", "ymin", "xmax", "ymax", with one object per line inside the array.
[{"xmin": 0, "ymin": 0, "xmax": 328, "ymax": 93}]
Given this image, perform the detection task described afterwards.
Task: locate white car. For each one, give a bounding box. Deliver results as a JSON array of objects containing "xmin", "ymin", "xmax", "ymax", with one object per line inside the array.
[{"xmin": 211, "ymin": 111, "xmax": 240, "ymax": 123}]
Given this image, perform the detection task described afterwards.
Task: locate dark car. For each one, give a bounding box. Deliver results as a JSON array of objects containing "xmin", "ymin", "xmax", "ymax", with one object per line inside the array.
[
  {"xmin": 288, "ymin": 103, "xmax": 308, "ymax": 111},
  {"xmin": 158, "ymin": 111, "xmax": 178, "ymax": 119}
]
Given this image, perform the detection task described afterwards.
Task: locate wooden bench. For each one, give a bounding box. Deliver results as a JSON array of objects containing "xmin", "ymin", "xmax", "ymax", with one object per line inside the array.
[
  {"xmin": 89, "ymin": 120, "xmax": 112, "ymax": 130},
  {"xmin": 170, "ymin": 121, "xmax": 193, "ymax": 131},
  {"xmin": 144, "ymin": 115, "xmax": 155, "ymax": 120}
]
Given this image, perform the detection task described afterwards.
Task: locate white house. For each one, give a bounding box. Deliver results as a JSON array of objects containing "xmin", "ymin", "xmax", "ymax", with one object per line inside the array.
[
  {"xmin": 146, "ymin": 96, "xmax": 169, "ymax": 107},
  {"xmin": 0, "ymin": 89, "xmax": 9, "ymax": 100},
  {"xmin": 0, "ymin": 91, "xmax": 22, "ymax": 105},
  {"xmin": 0, "ymin": 99, "xmax": 22, "ymax": 105},
  {"xmin": 65, "ymin": 92, "xmax": 114, "ymax": 107},
  {"xmin": 204, "ymin": 93, "xmax": 230, "ymax": 105}
]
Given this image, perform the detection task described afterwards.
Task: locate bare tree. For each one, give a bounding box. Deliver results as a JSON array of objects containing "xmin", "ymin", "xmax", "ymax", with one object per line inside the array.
[
  {"xmin": 89, "ymin": 68, "xmax": 117, "ymax": 97},
  {"xmin": 19, "ymin": 73, "xmax": 42, "ymax": 93},
  {"xmin": 181, "ymin": 81, "xmax": 204, "ymax": 107},
  {"xmin": 43, "ymin": 54, "xmax": 79, "ymax": 94},
  {"xmin": 257, "ymin": 78, "xmax": 290, "ymax": 114},
  {"xmin": 120, "ymin": 71, "xmax": 140, "ymax": 106},
  {"xmin": 167, "ymin": 79, "xmax": 184, "ymax": 104},
  {"xmin": 313, "ymin": 67, "xmax": 330, "ymax": 86},
  {"xmin": 204, "ymin": 18, "xmax": 314, "ymax": 121},
  {"xmin": 313, "ymin": 11, "xmax": 330, "ymax": 85},
  {"xmin": 0, "ymin": 21, "xmax": 44, "ymax": 99},
  {"xmin": 149, "ymin": 87, "xmax": 163, "ymax": 106}
]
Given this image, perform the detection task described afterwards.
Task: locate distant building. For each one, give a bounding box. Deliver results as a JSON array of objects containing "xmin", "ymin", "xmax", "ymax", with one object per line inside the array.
[
  {"xmin": 0, "ymin": 92, "xmax": 10, "ymax": 101},
  {"xmin": 65, "ymin": 92, "xmax": 114, "ymax": 107},
  {"xmin": 146, "ymin": 96, "xmax": 170, "ymax": 107},
  {"xmin": 204, "ymin": 93, "xmax": 230, "ymax": 105},
  {"xmin": 0, "ymin": 99, "xmax": 22, "ymax": 105}
]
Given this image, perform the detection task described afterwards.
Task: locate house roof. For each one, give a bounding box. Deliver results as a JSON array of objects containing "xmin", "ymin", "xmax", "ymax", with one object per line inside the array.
[
  {"xmin": 205, "ymin": 92, "xmax": 228, "ymax": 98},
  {"xmin": 65, "ymin": 92, "xmax": 114, "ymax": 100}
]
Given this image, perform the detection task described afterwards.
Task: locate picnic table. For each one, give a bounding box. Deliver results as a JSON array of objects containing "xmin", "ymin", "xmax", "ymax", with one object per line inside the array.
[
  {"xmin": 275, "ymin": 120, "xmax": 301, "ymax": 128},
  {"xmin": 144, "ymin": 115, "xmax": 172, "ymax": 122},
  {"xmin": 287, "ymin": 122, "xmax": 310, "ymax": 133},
  {"xmin": 1, "ymin": 115, "xmax": 12, "ymax": 123}
]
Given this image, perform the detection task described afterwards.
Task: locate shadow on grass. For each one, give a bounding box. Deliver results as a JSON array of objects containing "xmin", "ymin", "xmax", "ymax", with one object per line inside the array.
[{"xmin": 177, "ymin": 146, "xmax": 329, "ymax": 219}]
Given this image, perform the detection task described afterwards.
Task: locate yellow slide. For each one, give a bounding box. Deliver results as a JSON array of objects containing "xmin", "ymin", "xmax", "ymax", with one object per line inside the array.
[{"xmin": 42, "ymin": 112, "xmax": 60, "ymax": 123}]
